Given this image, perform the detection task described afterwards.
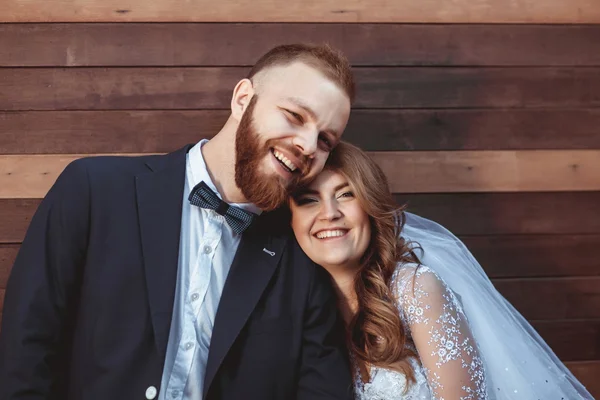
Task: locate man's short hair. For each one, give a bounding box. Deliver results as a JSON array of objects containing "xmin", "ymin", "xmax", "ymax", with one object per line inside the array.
[{"xmin": 247, "ymin": 43, "xmax": 355, "ymax": 103}]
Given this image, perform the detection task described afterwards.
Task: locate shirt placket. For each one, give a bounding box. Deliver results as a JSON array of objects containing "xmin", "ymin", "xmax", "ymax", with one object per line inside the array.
[{"xmin": 165, "ymin": 210, "xmax": 223, "ymax": 400}]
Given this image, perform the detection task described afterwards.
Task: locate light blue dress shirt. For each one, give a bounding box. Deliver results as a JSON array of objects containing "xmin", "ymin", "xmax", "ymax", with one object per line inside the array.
[{"xmin": 159, "ymin": 140, "xmax": 261, "ymax": 400}]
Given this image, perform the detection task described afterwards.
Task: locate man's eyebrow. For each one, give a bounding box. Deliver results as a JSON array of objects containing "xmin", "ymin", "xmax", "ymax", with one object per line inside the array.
[
  {"xmin": 287, "ymin": 97, "xmax": 317, "ymax": 120},
  {"xmin": 286, "ymin": 97, "xmax": 339, "ymax": 137}
]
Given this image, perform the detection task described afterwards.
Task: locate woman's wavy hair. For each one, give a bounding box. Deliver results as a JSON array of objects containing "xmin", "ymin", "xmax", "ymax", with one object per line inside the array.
[{"xmin": 325, "ymin": 141, "xmax": 421, "ymax": 383}]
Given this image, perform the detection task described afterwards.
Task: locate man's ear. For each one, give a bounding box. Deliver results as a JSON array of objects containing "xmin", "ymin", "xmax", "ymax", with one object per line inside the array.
[{"xmin": 231, "ymin": 78, "xmax": 255, "ymax": 122}]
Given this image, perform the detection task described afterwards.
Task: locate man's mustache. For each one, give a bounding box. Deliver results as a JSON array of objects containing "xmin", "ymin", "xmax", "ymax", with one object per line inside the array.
[{"xmin": 266, "ymin": 141, "xmax": 311, "ymax": 176}]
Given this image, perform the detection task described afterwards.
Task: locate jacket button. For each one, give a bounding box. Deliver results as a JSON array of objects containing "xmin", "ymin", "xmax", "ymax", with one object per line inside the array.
[{"xmin": 145, "ymin": 386, "xmax": 158, "ymax": 400}]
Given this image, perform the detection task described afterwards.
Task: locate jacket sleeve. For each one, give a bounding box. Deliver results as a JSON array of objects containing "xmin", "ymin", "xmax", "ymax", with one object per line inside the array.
[
  {"xmin": 0, "ymin": 159, "xmax": 91, "ymax": 399},
  {"xmin": 296, "ymin": 265, "xmax": 354, "ymax": 400}
]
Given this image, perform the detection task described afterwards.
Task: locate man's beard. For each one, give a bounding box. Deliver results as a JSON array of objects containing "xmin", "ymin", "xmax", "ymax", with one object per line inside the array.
[{"xmin": 235, "ymin": 96, "xmax": 308, "ymax": 211}]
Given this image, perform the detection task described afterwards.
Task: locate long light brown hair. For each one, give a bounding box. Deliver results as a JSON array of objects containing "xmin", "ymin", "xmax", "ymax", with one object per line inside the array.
[{"xmin": 325, "ymin": 141, "xmax": 421, "ymax": 383}]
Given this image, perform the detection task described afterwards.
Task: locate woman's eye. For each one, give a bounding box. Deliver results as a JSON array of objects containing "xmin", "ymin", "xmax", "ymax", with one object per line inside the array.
[{"xmin": 339, "ymin": 191, "xmax": 354, "ymax": 199}]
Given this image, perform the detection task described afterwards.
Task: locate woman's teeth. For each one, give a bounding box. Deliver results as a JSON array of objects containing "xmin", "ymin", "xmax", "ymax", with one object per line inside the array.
[
  {"xmin": 273, "ymin": 149, "xmax": 298, "ymax": 172},
  {"xmin": 316, "ymin": 230, "xmax": 347, "ymax": 239}
]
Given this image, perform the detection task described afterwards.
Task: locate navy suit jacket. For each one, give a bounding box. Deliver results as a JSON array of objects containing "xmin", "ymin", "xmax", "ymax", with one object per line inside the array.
[{"xmin": 0, "ymin": 145, "xmax": 353, "ymax": 400}]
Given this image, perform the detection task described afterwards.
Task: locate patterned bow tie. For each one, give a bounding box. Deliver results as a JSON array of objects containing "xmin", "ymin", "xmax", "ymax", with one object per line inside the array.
[{"xmin": 188, "ymin": 181, "xmax": 257, "ymax": 234}]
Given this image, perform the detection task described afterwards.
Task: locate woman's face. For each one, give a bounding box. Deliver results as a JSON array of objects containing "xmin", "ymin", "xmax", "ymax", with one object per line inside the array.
[{"xmin": 290, "ymin": 169, "xmax": 371, "ymax": 272}]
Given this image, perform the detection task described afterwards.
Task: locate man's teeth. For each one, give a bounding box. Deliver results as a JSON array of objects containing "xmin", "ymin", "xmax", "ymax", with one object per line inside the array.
[
  {"xmin": 316, "ymin": 230, "xmax": 347, "ymax": 239},
  {"xmin": 273, "ymin": 150, "xmax": 298, "ymax": 172}
]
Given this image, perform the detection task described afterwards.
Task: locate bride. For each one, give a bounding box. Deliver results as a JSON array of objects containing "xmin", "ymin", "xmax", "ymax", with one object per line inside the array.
[{"xmin": 288, "ymin": 141, "xmax": 593, "ymax": 399}]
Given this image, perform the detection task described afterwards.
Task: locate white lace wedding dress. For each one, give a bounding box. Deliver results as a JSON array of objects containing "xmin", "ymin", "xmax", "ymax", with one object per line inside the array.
[{"xmin": 353, "ymin": 263, "xmax": 488, "ymax": 400}]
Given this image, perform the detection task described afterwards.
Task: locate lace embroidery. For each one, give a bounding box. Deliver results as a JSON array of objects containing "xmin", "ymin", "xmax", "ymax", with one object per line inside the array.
[{"xmin": 353, "ymin": 264, "xmax": 488, "ymax": 400}]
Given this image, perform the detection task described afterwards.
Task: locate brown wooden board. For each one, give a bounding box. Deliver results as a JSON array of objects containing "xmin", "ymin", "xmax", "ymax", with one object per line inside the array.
[
  {"xmin": 463, "ymin": 234, "xmax": 600, "ymax": 278},
  {"xmin": 3, "ymin": 24, "xmax": 600, "ymax": 67},
  {"xmin": 2, "ymin": 0, "xmax": 600, "ymax": 23},
  {"xmin": 0, "ymin": 245, "xmax": 18, "ymax": 288},
  {"xmin": 534, "ymin": 321, "xmax": 600, "ymax": 363},
  {"xmin": 3, "ymin": 109, "xmax": 600, "ymax": 154},
  {"xmin": 494, "ymin": 277, "xmax": 600, "ymax": 320},
  {"xmin": 0, "ymin": 199, "xmax": 41, "ymax": 243},
  {"xmin": 4, "ymin": 193, "xmax": 600, "ymax": 242},
  {"xmin": 3, "ymin": 237, "xmax": 599, "ymax": 283},
  {"xmin": 566, "ymin": 361, "xmax": 600, "ymax": 397},
  {"xmin": 3, "ymin": 151, "xmax": 600, "ymax": 198},
  {"xmin": 533, "ymin": 320, "xmax": 600, "ymax": 362},
  {"xmin": 0, "ymin": 295, "xmax": 596, "ymax": 360},
  {"xmin": 398, "ymin": 192, "xmax": 600, "ymax": 235},
  {"xmin": 2, "ymin": 67, "xmax": 600, "ymax": 110}
]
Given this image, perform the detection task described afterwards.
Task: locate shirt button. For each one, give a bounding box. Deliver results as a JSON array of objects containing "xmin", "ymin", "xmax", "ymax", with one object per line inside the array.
[
  {"xmin": 191, "ymin": 293, "xmax": 199, "ymax": 301},
  {"xmin": 203, "ymin": 245, "xmax": 212, "ymax": 254},
  {"xmin": 172, "ymin": 390, "xmax": 180, "ymax": 398},
  {"xmin": 184, "ymin": 342, "xmax": 194, "ymax": 350},
  {"xmin": 145, "ymin": 386, "xmax": 157, "ymax": 400}
]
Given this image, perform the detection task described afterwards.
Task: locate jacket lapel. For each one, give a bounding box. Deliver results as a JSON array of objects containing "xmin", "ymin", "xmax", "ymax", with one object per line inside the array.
[
  {"xmin": 135, "ymin": 145, "xmax": 192, "ymax": 360},
  {"xmin": 203, "ymin": 215, "xmax": 287, "ymax": 396}
]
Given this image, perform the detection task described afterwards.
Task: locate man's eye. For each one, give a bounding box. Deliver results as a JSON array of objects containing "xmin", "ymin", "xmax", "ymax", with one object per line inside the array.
[
  {"xmin": 319, "ymin": 135, "xmax": 332, "ymax": 151},
  {"xmin": 286, "ymin": 109, "xmax": 303, "ymax": 123}
]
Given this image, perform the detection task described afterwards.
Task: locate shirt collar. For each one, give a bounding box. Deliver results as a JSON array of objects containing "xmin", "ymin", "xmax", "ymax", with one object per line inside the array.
[{"xmin": 188, "ymin": 139, "xmax": 263, "ymax": 216}]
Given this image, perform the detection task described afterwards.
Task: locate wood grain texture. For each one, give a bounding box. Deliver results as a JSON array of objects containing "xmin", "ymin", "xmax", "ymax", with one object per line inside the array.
[
  {"xmin": 463, "ymin": 234, "xmax": 600, "ymax": 278},
  {"xmin": 3, "ymin": 193, "xmax": 600, "ymax": 242},
  {"xmin": 2, "ymin": 236, "xmax": 598, "ymax": 283},
  {"xmin": 3, "ymin": 24, "xmax": 600, "ymax": 67},
  {"xmin": 495, "ymin": 277, "xmax": 600, "ymax": 320},
  {"xmin": 2, "ymin": 151, "xmax": 600, "ymax": 198},
  {"xmin": 533, "ymin": 320, "xmax": 600, "ymax": 361},
  {"xmin": 398, "ymin": 192, "xmax": 600, "ymax": 235},
  {"xmin": 567, "ymin": 361, "xmax": 600, "ymax": 397},
  {"xmin": 372, "ymin": 150, "xmax": 600, "ymax": 193},
  {"xmin": 2, "ymin": 0, "xmax": 600, "ymax": 23},
  {"xmin": 0, "ymin": 245, "xmax": 17, "ymax": 288},
  {"xmin": 3, "ymin": 109, "xmax": 600, "ymax": 154},
  {"xmin": 0, "ymin": 266, "xmax": 598, "ymax": 360},
  {"xmin": 0, "ymin": 199, "xmax": 41, "ymax": 243},
  {"xmin": 2, "ymin": 67, "xmax": 600, "ymax": 111}
]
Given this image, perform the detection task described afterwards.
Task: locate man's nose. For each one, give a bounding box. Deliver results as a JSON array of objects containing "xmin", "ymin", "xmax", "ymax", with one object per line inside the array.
[{"xmin": 292, "ymin": 130, "xmax": 318, "ymax": 157}]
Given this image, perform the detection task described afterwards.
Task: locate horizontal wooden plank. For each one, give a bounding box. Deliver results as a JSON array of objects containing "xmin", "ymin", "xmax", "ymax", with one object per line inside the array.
[
  {"xmin": 373, "ymin": 150, "xmax": 600, "ymax": 193},
  {"xmin": 566, "ymin": 361, "xmax": 600, "ymax": 397},
  {"xmin": 532, "ymin": 320, "xmax": 600, "ymax": 362},
  {"xmin": 0, "ymin": 245, "xmax": 18, "ymax": 288},
  {"xmin": 3, "ymin": 192, "xmax": 600, "ymax": 243},
  {"xmin": 398, "ymin": 192, "xmax": 600, "ymax": 235},
  {"xmin": 495, "ymin": 277, "xmax": 600, "ymax": 320},
  {"xmin": 463, "ymin": 234, "xmax": 600, "ymax": 278},
  {"xmin": 3, "ymin": 109, "xmax": 600, "ymax": 154},
  {"xmin": 0, "ymin": 270, "xmax": 597, "ymax": 361},
  {"xmin": 2, "ymin": 0, "xmax": 600, "ymax": 23},
  {"xmin": 0, "ymin": 199, "xmax": 41, "ymax": 243},
  {"xmin": 0, "ymin": 253, "xmax": 600, "ymax": 360},
  {"xmin": 3, "ymin": 24, "xmax": 600, "ymax": 67},
  {"xmin": 2, "ymin": 235, "xmax": 597, "ymax": 284},
  {"xmin": 2, "ymin": 67, "xmax": 600, "ymax": 110},
  {"xmin": 2, "ymin": 151, "xmax": 600, "ymax": 198}
]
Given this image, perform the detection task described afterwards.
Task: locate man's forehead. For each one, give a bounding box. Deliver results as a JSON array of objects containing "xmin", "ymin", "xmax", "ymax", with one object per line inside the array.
[{"xmin": 254, "ymin": 62, "xmax": 332, "ymax": 90}]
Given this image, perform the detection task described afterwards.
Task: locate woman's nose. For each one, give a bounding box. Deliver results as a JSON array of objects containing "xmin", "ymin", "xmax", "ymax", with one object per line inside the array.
[{"xmin": 319, "ymin": 199, "xmax": 342, "ymax": 221}]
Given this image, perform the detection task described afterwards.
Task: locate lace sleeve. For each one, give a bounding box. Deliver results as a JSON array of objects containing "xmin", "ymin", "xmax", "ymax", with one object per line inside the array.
[{"xmin": 398, "ymin": 266, "xmax": 487, "ymax": 400}]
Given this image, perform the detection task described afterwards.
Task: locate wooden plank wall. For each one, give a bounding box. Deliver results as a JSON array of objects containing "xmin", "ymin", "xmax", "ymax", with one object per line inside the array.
[{"xmin": 1, "ymin": 3, "xmax": 600, "ymax": 396}]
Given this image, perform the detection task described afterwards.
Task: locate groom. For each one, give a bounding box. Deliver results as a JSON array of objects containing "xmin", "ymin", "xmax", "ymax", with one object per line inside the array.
[{"xmin": 0, "ymin": 44, "xmax": 355, "ymax": 399}]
